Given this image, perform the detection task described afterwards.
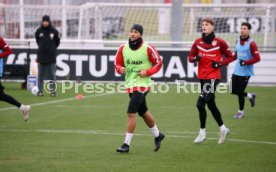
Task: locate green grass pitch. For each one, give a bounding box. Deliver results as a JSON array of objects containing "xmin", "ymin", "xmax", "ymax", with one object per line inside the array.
[{"xmin": 0, "ymin": 82, "xmax": 276, "ymax": 172}]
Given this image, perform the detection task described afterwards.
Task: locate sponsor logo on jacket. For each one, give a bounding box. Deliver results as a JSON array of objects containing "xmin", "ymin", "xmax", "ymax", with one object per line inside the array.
[{"xmin": 127, "ymin": 59, "xmax": 143, "ymax": 65}]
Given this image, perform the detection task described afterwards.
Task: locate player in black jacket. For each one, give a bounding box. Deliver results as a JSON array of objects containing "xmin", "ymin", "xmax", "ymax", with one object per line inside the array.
[{"xmin": 35, "ymin": 15, "xmax": 60, "ymax": 96}]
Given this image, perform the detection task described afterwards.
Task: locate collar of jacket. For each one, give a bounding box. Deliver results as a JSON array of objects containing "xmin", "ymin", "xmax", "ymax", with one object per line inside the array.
[
  {"xmin": 128, "ymin": 37, "xmax": 143, "ymax": 50},
  {"xmin": 202, "ymin": 32, "xmax": 215, "ymax": 44}
]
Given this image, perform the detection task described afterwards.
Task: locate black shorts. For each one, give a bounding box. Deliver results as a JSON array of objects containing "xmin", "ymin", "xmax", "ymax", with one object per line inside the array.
[
  {"xmin": 199, "ymin": 79, "xmax": 220, "ymax": 101},
  {"xmin": 127, "ymin": 91, "xmax": 148, "ymax": 116},
  {"xmin": 231, "ymin": 74, "xmax": 250, "ymax": 95}
]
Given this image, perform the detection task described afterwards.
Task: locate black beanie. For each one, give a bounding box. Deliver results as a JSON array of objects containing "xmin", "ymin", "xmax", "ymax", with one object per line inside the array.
[
  {"xmin": 131, "ymin": 24, "xmax": 143, "ymax": 35},
  {"xmin": 42, "ymin": 15, "xmax": 50, "ymax": 22}
]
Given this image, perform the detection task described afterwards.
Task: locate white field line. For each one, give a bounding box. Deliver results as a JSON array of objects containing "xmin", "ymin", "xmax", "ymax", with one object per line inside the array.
[
  {"xmin": 1, "ymin": 91, "xmax": 275, "ymax": 145},
  {"xmin": 0, "ymin": 129, "xmax": 275, "ymax": 145},
  {"xmin": 166, "ymin": 131, "xmax": 227, "ymax": 134},
  {"xmin": 0, "ymin": 92, "xmax": 114, "ymax": 112}
]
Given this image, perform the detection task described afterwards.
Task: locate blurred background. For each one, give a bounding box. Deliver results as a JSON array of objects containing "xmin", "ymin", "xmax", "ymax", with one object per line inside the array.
[{"xmin": 1, "ymin": 0, "xmax": 275, "ymax": 49}]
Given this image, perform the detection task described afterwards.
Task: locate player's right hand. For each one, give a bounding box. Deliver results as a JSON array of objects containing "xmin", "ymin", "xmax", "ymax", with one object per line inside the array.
[
  {"xmin": 212, "ymin": 60, "xmax": 222, "ymax": 68},
  {"xmin": 120, "ymin": 67, "xmax": 126, "ymax": 74}
]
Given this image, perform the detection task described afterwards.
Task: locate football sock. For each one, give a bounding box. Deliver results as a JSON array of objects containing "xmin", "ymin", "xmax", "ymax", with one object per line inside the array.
[
  {"xmin": 150, "ymin": 124, "xmax": 160, "ymax": 137},
  {"xmin": 238, "ymin": 110, "xmax": 244, "ymax": 114},
  {"xmin": 124, "ymin": 132, "xmax": 133, "ymax": 146},
  {"xmin": 219, "ymin": 124, "xmax": 226, "ymax": 132},
  {"xmin": 199, "ymin": 128, "xmax": 206, "ymax": 134}
]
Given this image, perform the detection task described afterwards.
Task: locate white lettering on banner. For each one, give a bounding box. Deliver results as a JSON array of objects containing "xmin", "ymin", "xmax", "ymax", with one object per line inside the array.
[
  {"xmin": 89, "ymin": 55, "xmax": 108, "ymax": 77},
  {"xmin": 187, "ymin": 58, "xmax": 198, "ymax": 78},
  {"xmin": 70, "ymin": 55, "xmax": 88, "ymax": 76},
  {"xmin": 6, "ymin": 54, "xmax": 15, "ymax": 64},
  {"xmin": 56, "ymin": 54, "xmax": 70, "ymax": 77},
  {"xmin": 16, "ymin": 53, "xmax": 27, "ymax": 64},
  {"xmin": 226, "ymin": 17, "xmax": 267, "ymax": 33},
  {"xmin": 5, "ymin": 52, "xmax": 203, "ymax": 80},
  {"xmin": 29, "ymin": 54, "xmax": 37, "ymax": 63},
  {"xmin": 164, "ymin": 56, "xmax": 186, "ymax": 78}
]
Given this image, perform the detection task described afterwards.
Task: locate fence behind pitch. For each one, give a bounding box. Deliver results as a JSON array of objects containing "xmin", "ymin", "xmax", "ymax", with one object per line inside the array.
[{"xmin": 0, "ymin": 3, "xmax": 275, "ymax": 49}]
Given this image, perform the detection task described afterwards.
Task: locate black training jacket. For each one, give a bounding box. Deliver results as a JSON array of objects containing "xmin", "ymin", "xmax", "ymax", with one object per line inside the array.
[{"xmin": 35, "ymin": 25, "xmax": 60, "ymax": 64}]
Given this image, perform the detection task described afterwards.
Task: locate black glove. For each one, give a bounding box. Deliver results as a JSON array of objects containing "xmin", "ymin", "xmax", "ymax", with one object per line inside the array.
[
  {"xmin": 212, "ymin": 60, "xmax": 221, "ymax": 69},
  {"xmin": 240, "ymin": 60, "xmax": 246, "ymax": 66},
  {"xmin": 192, "ymin": 56, "xmax": 201, "ymax": 62}
]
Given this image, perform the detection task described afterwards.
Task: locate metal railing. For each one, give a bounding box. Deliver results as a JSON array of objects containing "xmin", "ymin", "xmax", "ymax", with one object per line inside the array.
[{"xmin": 1, "ymin": 3, "xmax": 275, "ymax": 50}]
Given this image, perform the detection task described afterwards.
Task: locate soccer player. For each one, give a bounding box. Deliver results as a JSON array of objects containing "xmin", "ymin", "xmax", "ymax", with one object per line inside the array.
[
  {"xmin": 231, "ymin": 22, "xmax": 261, "ymax": 119},
  {"xmin": 115, "ymin": 24, "xmax": 165, "ymax": 153},
  {"xmin": 0, "ymin": 36, "xmax": 30, "ymax": 121},
  {"xmin": 188, "ymin": 17, "xmax": 234, "ymax": 144}
]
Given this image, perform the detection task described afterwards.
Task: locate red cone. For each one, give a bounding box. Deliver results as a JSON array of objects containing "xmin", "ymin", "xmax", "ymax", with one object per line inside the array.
[{"xmin": 75, "ymin": 94, "xmax": 84, "ymax": 100}]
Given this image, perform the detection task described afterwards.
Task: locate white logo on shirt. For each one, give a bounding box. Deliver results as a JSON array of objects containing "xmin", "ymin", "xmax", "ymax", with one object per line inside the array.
[
  {"xmin": 50, "ymin": 33, "xmax": 54, "ymax": 40},
  {"xmin": 212, "ymin": 40, "xmax": 217, "ymax": 46}
]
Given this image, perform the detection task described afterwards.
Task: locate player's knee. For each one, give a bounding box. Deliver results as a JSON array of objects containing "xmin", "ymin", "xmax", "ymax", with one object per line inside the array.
[
  {"xmin": 207, "ymin": 101, "xmax": 217, "ymax": 111},
  {"xmin": 196, "ymin": 98, "xmax": 206, "ymax": 110},
  {"xmin": 127, "ymin": 113, "xmax": 136, "ymax": 118},
  {"xmin": 238, "ymin": 94, "xmax": 245, "ymax": 100},
  {"xmin": 236, "ymin": 89, "xmax": 244, "ymax": 96},
  {"xmin": 230, "ymin": 86, "xmax": 240, "ymax": 95}
]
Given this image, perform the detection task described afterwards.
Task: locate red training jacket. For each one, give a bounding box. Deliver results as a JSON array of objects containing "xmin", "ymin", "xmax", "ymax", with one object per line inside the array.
[
  {"xmin": 0, "ymin": 36, "xmax": 12, "ymax": 58},
  {"xmin": 188, "ymin": 36, "xmax": 234, "ymax": 80}
]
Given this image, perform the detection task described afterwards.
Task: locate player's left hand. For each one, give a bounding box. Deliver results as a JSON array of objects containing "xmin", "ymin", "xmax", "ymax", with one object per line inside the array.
[
  {"xmin": 192, "ymin": 56, "xmax": 201, "ymax": 62},
  {"xmin": 138, "ymin": 70, "xmax": 147, "ymax": 77},
  {"xmin": 240, "ymin": 60, "xmax": 246, "ymax": 66},
  {"xmin": 212, "ymin": 60, "xmax": 222, "ymax": 69}
]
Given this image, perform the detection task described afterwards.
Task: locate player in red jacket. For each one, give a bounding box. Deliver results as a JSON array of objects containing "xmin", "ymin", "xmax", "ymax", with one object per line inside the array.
[
  {"xmin": 0, "ymin": 36, "xmax": 30, "ymax": 121},
  {"xmin": 188, "ymin": 17, "xmax": 235, "ymax": 144}
]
